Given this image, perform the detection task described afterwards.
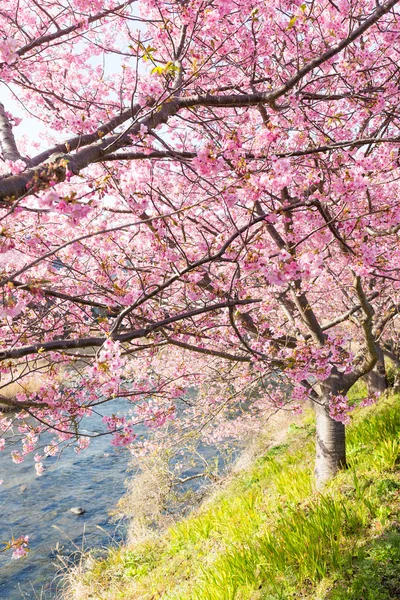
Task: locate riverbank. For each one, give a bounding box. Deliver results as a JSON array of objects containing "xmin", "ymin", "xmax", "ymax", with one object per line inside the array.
[{"xmin": 62, "ymin": 390, "xmax": 400, "ymax": 599}]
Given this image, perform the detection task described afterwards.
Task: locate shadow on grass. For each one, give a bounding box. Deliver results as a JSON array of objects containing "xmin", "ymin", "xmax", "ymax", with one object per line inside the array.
[{"xmin": 330, "ymin": 526, "xmax": 400, "ymax": 600}]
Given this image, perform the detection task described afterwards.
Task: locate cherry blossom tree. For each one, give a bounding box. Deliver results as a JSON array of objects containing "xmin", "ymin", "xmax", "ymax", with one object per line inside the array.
[{"xmin": 1, "ymin": 0, "xmax": 400, "ymax": 498}]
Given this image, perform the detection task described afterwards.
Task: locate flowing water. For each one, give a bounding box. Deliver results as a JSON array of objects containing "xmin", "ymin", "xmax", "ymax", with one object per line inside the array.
[
  {"xmin": 0, "ymin": 399, "xmax": 234, "ymax": 599},
  {"xmin": 0, "ymin": 400, "xmax": 136, "ymax": 599}
]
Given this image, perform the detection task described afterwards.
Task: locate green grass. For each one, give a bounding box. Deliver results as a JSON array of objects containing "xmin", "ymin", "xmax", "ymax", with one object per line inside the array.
[{"xmin": 67, "ymin": 394, "xmax": 400, "ymax": 600}]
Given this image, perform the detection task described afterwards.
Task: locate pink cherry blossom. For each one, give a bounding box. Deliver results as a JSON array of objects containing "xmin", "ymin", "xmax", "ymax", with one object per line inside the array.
[
  {"xmin": 0, "ymin": 37, "xmax": 18, "ymax": 65},
  {"xmin": 10, "ymin": 536, "xmax": 30, "ymax": 560},
  {"xmin": 0, "ymin": 0, "xmax": 398, "ymax": 537}
]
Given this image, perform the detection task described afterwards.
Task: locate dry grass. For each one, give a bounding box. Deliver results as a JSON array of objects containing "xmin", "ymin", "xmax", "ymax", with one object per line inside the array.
[
  {"xmin": 0, "ymin": 356, "xmax": 75, "ymax": 412},
  {"xmin": 0, "ymin": 364, "xmax": 49, "ymax": 411},
  {"xmin": 112, "ymin": 451, "xmax": 177, "ymax": 544}
]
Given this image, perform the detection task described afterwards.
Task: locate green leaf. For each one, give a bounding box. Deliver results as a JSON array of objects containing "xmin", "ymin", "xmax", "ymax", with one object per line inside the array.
[{"xmin": 151, "ymin": 66, "xmax": 164, "ymax": 75}]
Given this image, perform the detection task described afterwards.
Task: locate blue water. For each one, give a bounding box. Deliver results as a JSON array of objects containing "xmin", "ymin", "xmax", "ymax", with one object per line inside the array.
[
  {"xmin": 0, "ymin": 399, "xmax": 235, "ymax": 599},
  {"xmin": 0, "ymin": 400, "xmax": 141, "ymax": 599}
]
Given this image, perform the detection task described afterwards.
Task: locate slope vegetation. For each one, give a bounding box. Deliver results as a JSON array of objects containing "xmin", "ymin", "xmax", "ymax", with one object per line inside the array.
[{"xmin": 65, "ymin": 393, "xmax": 400, "ymax": 600}]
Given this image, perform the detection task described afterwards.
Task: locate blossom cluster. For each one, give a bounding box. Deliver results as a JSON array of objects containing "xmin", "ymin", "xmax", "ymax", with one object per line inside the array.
[
  {"xmin": 102, "ymin": 414, "xmax": 136, "ymax": 446},
  {"xmin": 329, "ymin": 394, "xmax": 352, "ymax": 425},
  {"xmin": 0, "ymin": 37, "xmax": 18, "ymax": 65},
  {"xmin": 3, "ymin": 535, "xmax": 30, "ymax": 560}
]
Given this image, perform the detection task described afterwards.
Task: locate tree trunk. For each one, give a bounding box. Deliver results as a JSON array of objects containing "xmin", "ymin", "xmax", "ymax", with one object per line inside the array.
[
  {"xmin": 363, "ymin": 345, "xmax": 388, "ymax": 396},
  {"xmin": 314, "ymin": 399, "xmax": 346, "ymax": 490}
]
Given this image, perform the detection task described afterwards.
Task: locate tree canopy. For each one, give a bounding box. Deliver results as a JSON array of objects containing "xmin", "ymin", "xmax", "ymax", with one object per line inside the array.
[{"xmin": 1, "ymin": 0, "xmax": 400, "ymax": 502}]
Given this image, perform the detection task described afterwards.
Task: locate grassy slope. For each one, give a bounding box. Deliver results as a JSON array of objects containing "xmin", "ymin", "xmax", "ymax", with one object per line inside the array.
[{"xmin": 68, "ymin": 391, "xmax": 400, "ymax": 600}]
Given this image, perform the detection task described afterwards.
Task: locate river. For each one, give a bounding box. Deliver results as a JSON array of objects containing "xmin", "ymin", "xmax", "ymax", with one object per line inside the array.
[{"xmin": 0, "ymin": 398, "xmax": 234, "ymax": 599}]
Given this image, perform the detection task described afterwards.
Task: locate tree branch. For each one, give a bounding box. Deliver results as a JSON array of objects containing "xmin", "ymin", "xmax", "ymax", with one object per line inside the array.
[
  {"xmin": 0, "ymin": 298, "xmax": 260, "ymax": 360},
  {"xmin": 319, "ymin": 291, "xmax": 379, "ymax": 333},
  {"xmin": 1, "ymin": 0, "xmax": 397, "ymax": 203},
  {"xmin": 9, "ymin": 0, "xmax": 138, "ymax": 62},
  {"xmin": 160, "ymin": 330, "xmax": 251, "ymax": 362},
  {"xmin": 351, "ymin": 275, "xmax": 379, "ymax": 378},
  {"xmin": 0, "ymin": 102, "xmax": 24, "ymax": 162},
  {"xmin": 100, "ymin": 135, "xmax": 400, "ymax": 164},
  {"xmin": 11, "ymin": 279, "xmax": 120, "ymax": 316}
]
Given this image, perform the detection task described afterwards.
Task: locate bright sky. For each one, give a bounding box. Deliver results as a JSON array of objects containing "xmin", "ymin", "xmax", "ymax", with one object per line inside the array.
[{"xmin": 1, "ymin": 47, "xmax": 129, "ymax": 157}]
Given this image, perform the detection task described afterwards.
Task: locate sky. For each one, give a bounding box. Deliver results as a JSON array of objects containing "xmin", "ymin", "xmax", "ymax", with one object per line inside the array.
[{"xmin": 1, "ymin": 45, "xmax": 129, "ymax": 157}]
